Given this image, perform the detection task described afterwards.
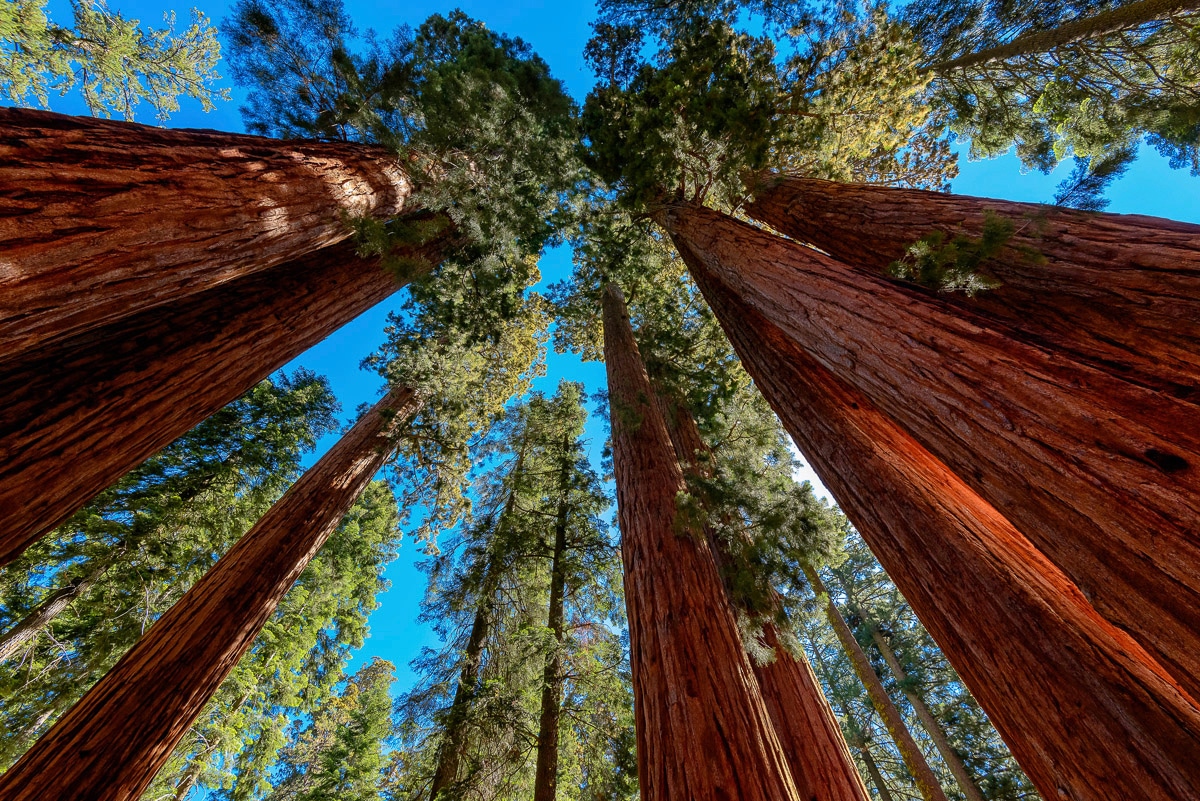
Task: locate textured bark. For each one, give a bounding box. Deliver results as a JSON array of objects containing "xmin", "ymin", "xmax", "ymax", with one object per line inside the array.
[
  {"xmin": 602, "ymin": 283, "xmax": 800, "ymax": 801},
  {"xmin": 0, "ymin": 563, "xmax": 104, "ymax": 662},
  {"xmin": 675, "ymin": 241, "xmax": 1200, "ymax": 801},
  {"xmin": 802, "ymin": 565, "xmax": 948, "ymax": 801},
  {"xmin": 0, "ymin": 387, "xmax": 419, "ymax": 801},
  {"xmin": 0, "ymin": 108, "xmax": 413, "ymax": 360},
  {"xmin": 925, "ymin": 0, "xmax": 1200, "ymax": 72},
  {"xmin": 851, "ymin": 604, "xmax": 987, "ymax": 801},
  {"xmin": 654, "ymin": 389, "xmax": 867, "ymax": 801},
  {"xmin": 533, "ymin": 447, "xmax": 571, "ymax": 801},
  {"xmin": 665, "ymin": 201, "xmax": 1200, "ymax": 700},
  {"xmin": 0, "ymin": 229, "xmax": 449, "ymax": 566},
  {"xmin": 746, "ymin": 175, "xmax": 1200, "ymax": 398}
]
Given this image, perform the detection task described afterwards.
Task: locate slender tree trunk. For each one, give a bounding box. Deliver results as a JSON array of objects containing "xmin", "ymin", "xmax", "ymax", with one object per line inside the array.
[
  {"xmin": 0, "ymin": 227, "xmax": 450, "ymax": 566},
  {"xmin": 654, "ymin": 388, "xmax": 868, "ymax": 801},
  {"xmin": 0, "ymin": 562, "xmax": 107, "ymax": 662},
  {"xmin": 673, "ymin": 234, "xmax": 1200, "ymax": 801},
  {"xmin": 0, "ymin": 386, "xmax": 421, "ymax": 801},
  {"xmin": 844, "ymin": 597, "xmax": 987, "ymax": 801},
  {"xmin": 430, "ymin": 441, "xmax": 528, "ymax": 800},
  {"xmin": 602, "ymin": 283, "xmax": 801, "ymax": 801},
  {"xmin": 0, "ymin": 108, "xmax": 413, "ymax": 360},
  {"xmin": 746, "ymin": 175, "xmax": 1200, "ymax": 398},
  {"xmin": 533, "ymin": 443, "xmax": 572, "ymax": 801},
  {"xmin": 801, "ymin": 564, "xmax": 948, "ymax": 801},
  {"xmin": 664, "ymin": 200, "xmax": 1200, "ymax": 700},
  {"xmin": 923, "ymin": 0, "xmax": 1200, "ymax": 72},
  {"xmin": 860, "ymin": 746, "xmax": 897, "ymax": 801}
]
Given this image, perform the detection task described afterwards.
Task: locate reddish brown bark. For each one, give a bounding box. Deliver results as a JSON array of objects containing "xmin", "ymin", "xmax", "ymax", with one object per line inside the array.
[
  {"xmin": 675, "ymin": 243, "xmax": 1200, "ymax": 800},
  {"xmin": 664, "ymin": 201, "xmax": 1200, "ymax": 699},
  {"xmin": 0, "ymin": 229, "xmax": 448, "ymax": 566},
  {"xmin": 802, "ymin": 564, "xmax": 948, "ymax": 801},
  {"xmin": 0, "ymin": 108, "xmax": 413, "ymax": 360},
  {"xmin": 0, "ymin": 386, "xmax": 419, "ymax": 801},
  {"xmin": 602, "ymin": 283, "xmax": 800, "ymax": 801},
  {"xmin": 746, "ymin": 175, "xmax": 1200, "ymax": 398},
  {"xmin": 654, "ymin": 389, "xmax": 868, "ymax": 801}
]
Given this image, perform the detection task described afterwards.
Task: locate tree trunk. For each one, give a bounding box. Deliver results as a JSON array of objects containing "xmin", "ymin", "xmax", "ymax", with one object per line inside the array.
[
  {"xmin": 601, "ymin": 283, "xmax": 801, "ymax": 801},
  {"xmin": 801, "ymin": 564, "xmax": 948, "ymax": 801},
  {"xmin": 654, "ymin": 388, "xmax": 868, "ymax": 801},
  {"xmin": 673, "ymin": 233, "xmax": 1200, "ymax": 801},
  {"xmin": 746, "ymin": 175, "xmax": 1200, "ymax": 398},
  {"xmin": 0, "ymin": 108, "xmax": 413, "ymax": 360},
  {"xmin": 924, "ymin": 0, "xmax": 1200, "ymax": 72},
  {"xmin": 533, "ymin": 444, "xmax": 571, "ymax": 801},
  {"xmin": 0, "ymin": 386, "xmax": 421, "ymax": 801},
  {"xmin": 846, "ymin": 598, "xmax": 987, "ymax": 801},
  {"xmin": 859, "ymin": 746, "xmax": 897, "ymax": 801},
  {"xmin": 664, "ymin": 200, "xmax": 1200, "ymax": 700},
  {"xmin": 0, "ymin": 227, "xmax": 449, "ymax": 566},
  {"xmin": 0, "ymin": 563, "xmax": 105, "ymax": 662},
  {"xmin": 430, "ymin": 439, "xmax": 528, "ymax": 800}
]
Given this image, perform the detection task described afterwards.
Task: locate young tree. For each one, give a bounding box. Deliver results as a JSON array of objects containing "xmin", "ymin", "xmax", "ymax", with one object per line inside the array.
[
  {"xmin": 676, "ymin": 247, "xmax": 1200, "ymax": 801},
  {"xmin": 0, "ymin": 0, "xmax": 228, "ymax": 119},
  {"xmin": 0, "ymin": 385, "xmax": 421, "ymax": 801}
]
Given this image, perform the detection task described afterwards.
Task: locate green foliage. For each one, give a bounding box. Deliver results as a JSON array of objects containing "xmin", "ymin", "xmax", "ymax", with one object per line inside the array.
[
  {"xmin": 1052, "ymin": 144, "xmax": 1137, "ymax": 209},
  {"xmin": 0, "ymin": 370, "xmax": 338, "ymax": 769},
  {"xmin": 388, "ymin": 384, "xmax": 635, "ymax": 801},
  {"xmin": 0, "ymin": 0, "xmax": 228, "ymax": 119},
  {"xmin": 887, "ymin": 210, "xmax": 1013, "ymax": 295},
  {"xmin": 912, "ymin": 0, "xmax": 1200, "ymax": 173}
]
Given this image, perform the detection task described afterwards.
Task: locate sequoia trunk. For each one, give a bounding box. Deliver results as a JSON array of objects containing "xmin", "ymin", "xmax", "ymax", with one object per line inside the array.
[
  {"xmin": 602, "ymin": 283, "xmax": 800, "ymax": 801},
  {"xmin": 674, "ymin": 234, "xmax": 1200, "ymax": 801},
  {"xmin": 802, "ymin": 564, "xmax": 948, "ymax": 801},
  {"xmin": 665, "ymin": 201, "xmax": 1200, "ymax": 699},
  {"xmin": 654, "ymin": 389, "xmax": 868, "ymax": 801},
  {"xmin": 0, "ymin": 228, "xmax": 449, "ymax": 565},
  {"xmin": 746, "ymin": 175, "xmax": 1200, "ymax": 397},
  {"xmin": 0, "ymin": 386, "xmax": 420, "ymax": 801},
  {"xmin": 924, "ymin": 0, "xmax": 1200, "ymax": 72},
  {"xmin": 0, "ymin": 108, "xmax": 412, "ymax": 359}
]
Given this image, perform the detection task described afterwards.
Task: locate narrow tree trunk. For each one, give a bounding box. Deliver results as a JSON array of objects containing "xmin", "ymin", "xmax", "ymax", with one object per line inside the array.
[
  {"xmin": 0, "ymin": 108, "xmax": 413, "ymax": 359},
  {"xmin": 431, "ymin": 440, "xmax": 528, "ymax": 800},
  {"xmin": 655, "ymin": 388, "xmax": 868, "ymax": 801},
  {"xmin": 664, "ymin": 200, "xmax": 1200, "ymax": 700},
  {"xmin": 0, "ymin": 386, "xmax": 421, "ymax": 801},
  {"xmin": 532, "ymin": 444, "xmax": 571, "ymax": 801},
  {"xmin": 746, "ymin": 175, "xmax": 1200, "ymax": 398},
  {"xmin": 674, "ymin": 235, "xmax": 1200, "ymax": 801},
  {"xmin": 0, "ymin": 227, "xmax": 450, "ymax": 566},
  {"xmin": 923, "ymin": 0, "xmax": 1200, "ymax": 73},
  {"xmin": 860, "ymin": 746, "xmax": 897, "ymax": 801},
  {"xmin": 602, "ymin": 283, "xmax": 800, "ymax": 801},
  {"xmin": 0, "ymin": 563, "xmax": 106, "ymax": 662},
  {"xmin": 846, "ymin": 598, "xmax": 987, "ymax": 801},
  {"xmin": 802, "ymin": 564, "xmax": 948, "ymax": 801}
]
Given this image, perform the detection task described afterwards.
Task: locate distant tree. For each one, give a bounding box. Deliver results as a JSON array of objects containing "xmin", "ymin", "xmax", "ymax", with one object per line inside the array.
[{"xmin": 0, "ymin": 0, "xmax": 228, "ymax": 119}]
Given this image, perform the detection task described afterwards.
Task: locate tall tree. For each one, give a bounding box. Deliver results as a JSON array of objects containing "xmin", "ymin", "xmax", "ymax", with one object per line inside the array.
[
  {"xmin": 602, "ymin": 281, "xmax": 801, "ymax": 801},
  {"xmin": 661, "ymin": 199, "xmax": 1200, "ymax": 702},
  {"xmin": 0, "ymin": 385, "xmax": 422, "ymax": 801},
  {"xmin": 0, "ymin": 0, "xmax": 228, "ymax": 119},
  {"xmin": 675, "ymin": 241, "xmax": 1200, "ymax": 801},
  {"xmin": 745, "ymin": 175, "xmax": 1200, "ymax": 395},
  {"xmin": 0, "ymin": 228, "xmax": 449, "ymax": 566}
]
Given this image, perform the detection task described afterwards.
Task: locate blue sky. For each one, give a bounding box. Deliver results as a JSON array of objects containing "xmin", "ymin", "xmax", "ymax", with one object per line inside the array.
[{"xmin": 25, "ymin": 0, "xmax": 1200, "ymax": 691}]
